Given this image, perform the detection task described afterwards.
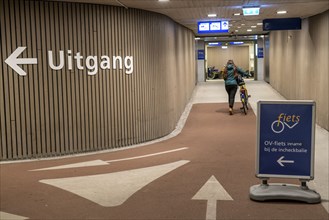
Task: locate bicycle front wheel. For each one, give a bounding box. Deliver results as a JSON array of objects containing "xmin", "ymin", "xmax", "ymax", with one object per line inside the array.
[{"xmin": 242, "ymin": 99, "xmax": 247, "ymax": 115}]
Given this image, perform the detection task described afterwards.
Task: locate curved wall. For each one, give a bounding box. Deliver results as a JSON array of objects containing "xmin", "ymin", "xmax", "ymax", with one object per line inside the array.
[
  {"xmin": 0, "ymin": 0, "xmax": 196, "ymax": 160},
  {"xmin": 269, "ymin": 10, "xmax": 328, "ymax": 130}
]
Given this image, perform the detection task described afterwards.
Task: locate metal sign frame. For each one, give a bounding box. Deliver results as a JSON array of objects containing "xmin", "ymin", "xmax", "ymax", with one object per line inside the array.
[{"xmin": 256, "ymin": 100, "xmax": 316, "ymax": 180}]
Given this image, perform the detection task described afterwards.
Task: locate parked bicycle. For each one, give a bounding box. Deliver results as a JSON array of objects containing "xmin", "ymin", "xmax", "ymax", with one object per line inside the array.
[{"xmin": 207, "ymin": 66, "xmax": 220, "ymax": 79}]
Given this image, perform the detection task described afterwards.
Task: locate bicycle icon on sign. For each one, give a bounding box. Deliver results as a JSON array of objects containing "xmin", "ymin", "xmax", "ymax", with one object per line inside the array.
[{"xmin": 271, "ymin": 120, "xmax": 299, "ymax": 133}]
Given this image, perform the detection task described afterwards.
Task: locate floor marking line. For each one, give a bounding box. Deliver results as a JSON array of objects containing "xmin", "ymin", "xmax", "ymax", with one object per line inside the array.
[
  {"xmin": 29, "ymin": 147, "xmax": 188, "ymax": 171},
  {"xmin": 105, "ymin": 147, "xmax": 188, "ymax": 163},
  {"xmin": 0, "ymin": 211, "xmax": 29, "ymax": 220},
  {"xmin": 30, "ymin": 160, "xmax": 109, "ymax": 171}
]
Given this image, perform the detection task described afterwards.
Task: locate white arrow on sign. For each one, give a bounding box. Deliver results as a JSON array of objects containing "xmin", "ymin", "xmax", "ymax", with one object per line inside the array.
[
  {"xmin": 4, "ymin": 46, "xmax": 37, "ymax": 76},
  {"xmin": 192, "ymin": 176, "xmax": 233, "ymax": 220},
  {"xmin": 277, "ymin": 156, "xmax": 295, "ymax": 167}
]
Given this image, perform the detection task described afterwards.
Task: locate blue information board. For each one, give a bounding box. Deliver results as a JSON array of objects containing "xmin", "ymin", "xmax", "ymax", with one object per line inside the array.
[
  {"xmin": 257, "ymin": 48, "xmax": 264, "ymax": 58},
  {"xmin": 198, "ymin": 21, "xmax": 229, "ymax": 34},
  {"xmin": 256, "ymin": 101, "xmax": 316, "ymax": 179},
  {"xmin": 197, "ymin": 50, "xmax": 205, "ymax": 60}
]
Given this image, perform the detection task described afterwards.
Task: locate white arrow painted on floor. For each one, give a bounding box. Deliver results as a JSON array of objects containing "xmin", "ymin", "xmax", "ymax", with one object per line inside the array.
[
  {"xmin": 5, "ymin": 47, "xmax": 38, "ymax": 76},
  {"xmin": 192, "ymin": 176, "xmax": 233, "ymax": 220},
  {"xmin": 0, "ymin": 211, "xmax": 28, "ymax": 220},
  {"xmin": 40, "ymin": 160, "xmax": 189, "ymax": 207},
  {"xmin": 30, "ymin": 147, "xmax": 188, "ymax": 171}
]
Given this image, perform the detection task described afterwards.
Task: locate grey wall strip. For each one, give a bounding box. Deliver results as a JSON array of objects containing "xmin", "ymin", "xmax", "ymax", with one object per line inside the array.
[{"xmin": 0, "ymin": 0, "xmax": 196, "ymax": 160}]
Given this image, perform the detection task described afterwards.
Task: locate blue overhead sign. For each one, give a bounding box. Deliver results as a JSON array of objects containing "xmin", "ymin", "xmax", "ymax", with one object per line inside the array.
[
  {"xmin": 256, "ymin": 101, "xmax": 316, "ymax": 179},
  {"xmin": 198, "ymin": 21, "xmax": 229, "ymax": 34},
  {"xmin": 263, "ymin": 18, "xmax": 301, "ymax": 31}
]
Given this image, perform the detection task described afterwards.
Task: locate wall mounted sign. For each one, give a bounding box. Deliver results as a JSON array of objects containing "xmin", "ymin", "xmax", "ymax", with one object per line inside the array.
[
  {"xmin": 197, "ymin": 50, "xmax": 205, "ymax": 60},
  {"xmin": 5, "ymin": 47, "xmax": 134, "ymax": 76},
  {"xmin": 257, "ymin": 48, "xmax": 264, "ymax": 58}
]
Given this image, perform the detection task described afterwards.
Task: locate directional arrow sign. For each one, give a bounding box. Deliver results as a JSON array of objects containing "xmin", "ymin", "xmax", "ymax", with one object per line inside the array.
[
  {"xmin": 5, "ymin": 46, "xmax": 37, "ymax": 76},
  {"xmin": 192, "ymin": 176, "xmax": 233, "ymax": 220},
  {"xmin": 277, "ymin": 156, "xmax": 294, "ymax": 167}
]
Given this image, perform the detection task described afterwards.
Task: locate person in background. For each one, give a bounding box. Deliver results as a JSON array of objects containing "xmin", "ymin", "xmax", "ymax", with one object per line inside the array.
[{"xmin": 222, "ymin": 59, "xmax": 246, "ymax": 115}]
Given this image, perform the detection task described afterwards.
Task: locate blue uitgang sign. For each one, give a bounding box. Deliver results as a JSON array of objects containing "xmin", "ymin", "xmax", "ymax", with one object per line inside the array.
[{"xmin": 256, "ymin": 100, "xmax": 316, "ymax": 179}]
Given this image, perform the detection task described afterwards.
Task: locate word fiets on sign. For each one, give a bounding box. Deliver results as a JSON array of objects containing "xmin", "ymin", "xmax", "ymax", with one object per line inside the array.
[
  {"xmin": 5, "ymin": 47, "xmax": 134, "ymax": 76},
  {"xmin": 256, "ymin": 100, "xmax": 316, "ymax": 179}
]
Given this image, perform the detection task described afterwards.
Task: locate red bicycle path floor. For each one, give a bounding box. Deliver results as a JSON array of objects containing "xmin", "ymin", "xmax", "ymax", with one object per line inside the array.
[{"xmin": 1, "ymin": 103, "xmax": 328, "ymax": 220}]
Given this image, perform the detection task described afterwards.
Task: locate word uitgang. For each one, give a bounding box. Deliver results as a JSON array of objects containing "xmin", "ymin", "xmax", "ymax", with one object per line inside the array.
[
  {"xmin": 48, "ymin": 50, "xmax": 134, "ymax": 75},
  {"xmin": 276, "ymin": 113, "xmax": 300, "ymax": 126}
]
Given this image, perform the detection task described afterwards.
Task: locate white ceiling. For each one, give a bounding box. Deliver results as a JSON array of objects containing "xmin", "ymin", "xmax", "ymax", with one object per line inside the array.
[{"xmin": 54, "ymin": 0, "xmax": 329, "ymax": 38}]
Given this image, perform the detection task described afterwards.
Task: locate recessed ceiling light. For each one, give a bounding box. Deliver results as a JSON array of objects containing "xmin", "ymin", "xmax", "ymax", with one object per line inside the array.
[
  {"xmin": 208, "ymin": 14, "xmax": 217, "ymax": 17},
  {"xmin": 234, "ymin": 13, "xmax": 241, "ymax": 16},
  {"xmin": 222, "ymin": 46, "xmax": 228, "ymax": 49},
  {"xmin": 251, "ymin": 25, "xmax": 257, "ymax": 28},
  {"xmin": 158, "ymin": 0, "xmax": 169, "ymax": 2},
  {"xmin": 277, "ymin": 10, "xmax": 287, "ymax": 14},
  {"xmin": 247, "ymin": 29, "xmax": 252, "ymax": 32},
  {"xmin": 257, "ymin": 23, "xmax": 263, "ymax": 25}
]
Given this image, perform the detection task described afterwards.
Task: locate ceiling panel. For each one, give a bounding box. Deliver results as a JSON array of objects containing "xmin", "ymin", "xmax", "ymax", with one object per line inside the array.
[{"xmin": 51, "ymin": 0, "xmax": 329, "ymax": 37}]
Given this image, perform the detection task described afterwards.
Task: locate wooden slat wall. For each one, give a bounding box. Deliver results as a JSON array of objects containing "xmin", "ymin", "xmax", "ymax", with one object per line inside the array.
[{"xmin": 0, "ymin": 0, "xmax": 196, "ymax": 160}]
